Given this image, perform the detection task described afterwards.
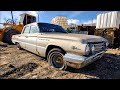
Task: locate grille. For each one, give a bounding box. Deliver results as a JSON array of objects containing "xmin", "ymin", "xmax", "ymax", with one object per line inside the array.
[
  {"xmin": 94, "ymin": 43, "xmax": 105, "ymax": 50},
  {"xmin": 89, "ymin": 42, "xmax": 106, "ymax": 54}
]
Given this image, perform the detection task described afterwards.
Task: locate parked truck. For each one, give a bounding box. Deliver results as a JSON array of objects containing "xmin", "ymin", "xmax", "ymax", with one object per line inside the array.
[
  {"xmin": 0, "ymin": 13, "xmax": 36, "ymax": 44},
  {"xmin": 12, "ymin": 22, "xmax": 108, "ymax": 70},
  {"xmin": 95, "ymin": 11, "xmax": 120, "ymax": 48}
]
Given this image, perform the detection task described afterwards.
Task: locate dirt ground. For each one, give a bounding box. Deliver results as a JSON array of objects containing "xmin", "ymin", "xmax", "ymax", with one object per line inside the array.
[{"xmin": 0, "ymin": 45, "xmax": 120, "ymax": 79}]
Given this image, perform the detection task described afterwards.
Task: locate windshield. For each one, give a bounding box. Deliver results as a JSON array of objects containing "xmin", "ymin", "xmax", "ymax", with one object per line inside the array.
[{"xmin": 38, "ymin": 23, "xmax": 68, "ymax": 33}]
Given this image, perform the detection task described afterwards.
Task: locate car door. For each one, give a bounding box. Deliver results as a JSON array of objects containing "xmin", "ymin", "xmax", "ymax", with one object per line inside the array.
[
  {"xmin": 25, "ymin": 25, "xmax": 39, "ymax": 55},
  {"xmin": 36, "ymin": 25, "xmax": 50, "ymax": 57},
  {"xmin": 19, "ymin": 25, "xmax": 30, "ymax": 49}
]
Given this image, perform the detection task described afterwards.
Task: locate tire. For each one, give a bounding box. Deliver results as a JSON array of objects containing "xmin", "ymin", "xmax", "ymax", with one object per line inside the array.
[
  {"xmin": 47, "ymin": 48, "xmax": 67, "ymax": 70},
  {"xmin": 3, "ymin": 29, "xmax": 21, "ymax": 44},
  {"xmin": 16, "ymin": 43, "xmax": 22, "ymax": 50}
]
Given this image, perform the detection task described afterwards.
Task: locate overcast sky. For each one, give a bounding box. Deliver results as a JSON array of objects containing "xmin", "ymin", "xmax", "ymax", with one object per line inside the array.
[{"xmin": 0, "ymin": 11, "xmax": 109, "ymax": 27}]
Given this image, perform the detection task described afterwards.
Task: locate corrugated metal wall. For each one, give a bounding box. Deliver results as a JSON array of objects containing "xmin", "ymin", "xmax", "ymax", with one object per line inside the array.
[{"xmin": 96, "ymin": 11, "xmax": 120, "ymax": 29}]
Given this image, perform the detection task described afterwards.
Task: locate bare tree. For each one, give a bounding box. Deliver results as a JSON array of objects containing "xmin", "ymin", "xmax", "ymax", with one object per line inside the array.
[{"xmin": 4, "ymin": 18, "xmax": 18, "ymax": 24}]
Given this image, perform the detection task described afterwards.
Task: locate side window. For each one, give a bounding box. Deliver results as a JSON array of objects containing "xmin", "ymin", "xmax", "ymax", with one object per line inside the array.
[
  {"xmin": 23, "ymin": 26, "xmax": 30, "ymax": 34},
  {"xmin": 30, "ymin": 26, "xmax": 39, "ymax": 33},
  {"xmin": 40, "ymin": 27, "xmax": 56, "ymax": 32}
]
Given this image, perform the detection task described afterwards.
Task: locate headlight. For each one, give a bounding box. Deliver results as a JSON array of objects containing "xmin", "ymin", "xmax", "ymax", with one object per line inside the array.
[
  {"xmin": 106, "ymin": 41, "xmax": 109, "ymax": 47},
  {"xmin": 90, "ymin": 44, "xmax": 95, "ymax": 54},
  {"xmin": 85, "ymin": 44, "xmax": 91, "ymax": 55},
  {"xmin": 103, "ymin": 38, "xmax": 109, "ymax": 47}
]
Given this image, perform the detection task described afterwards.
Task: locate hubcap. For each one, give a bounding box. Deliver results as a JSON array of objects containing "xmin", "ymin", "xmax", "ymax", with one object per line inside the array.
[{"xmin": 52, "ymin": 54, "xmax": 64, "ymax": 68}]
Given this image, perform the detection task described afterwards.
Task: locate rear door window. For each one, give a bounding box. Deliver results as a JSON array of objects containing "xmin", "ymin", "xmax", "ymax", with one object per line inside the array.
[
  {"xmin": 30, "ymin": 25, "xmax": 39, "ymax": 33},
  {"xmin": 23, "ymin": 26, "xmax": 30, "ymax": 34}
]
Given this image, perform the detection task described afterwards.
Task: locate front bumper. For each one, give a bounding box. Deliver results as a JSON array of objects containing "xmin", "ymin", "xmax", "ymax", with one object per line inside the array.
[{"xmin": 64, "ymin": 50, "xmax": 106, "ymax": 69}]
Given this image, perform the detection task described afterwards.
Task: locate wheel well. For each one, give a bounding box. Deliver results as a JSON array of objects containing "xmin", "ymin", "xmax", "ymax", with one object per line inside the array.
[{"xmin": 46, "ymin": 45, "xmax": 66, "ymax": 58}]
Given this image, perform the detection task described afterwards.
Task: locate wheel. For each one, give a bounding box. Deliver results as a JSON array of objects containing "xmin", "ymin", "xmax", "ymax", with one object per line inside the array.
[
  {"xmin": 16, "ymin": 43, "xmax": 22, "ymax": 50},
  {"xmin": 47, "ymin": 48, "xmax": 67, "ymax": 70},
  {"xmin": 3, "ymin": 29, "xmax": 21, "ymax": 44}
]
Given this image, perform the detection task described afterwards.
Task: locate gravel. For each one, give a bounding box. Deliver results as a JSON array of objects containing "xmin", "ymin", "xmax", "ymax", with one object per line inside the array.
[{"xmin": 0, "ymin": 45, "xmax": 120, "ymax": 79}]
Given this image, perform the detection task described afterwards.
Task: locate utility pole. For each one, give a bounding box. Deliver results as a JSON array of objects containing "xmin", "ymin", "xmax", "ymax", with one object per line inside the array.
[
  {"xmin": 92, "ymin": 18, "xmax": 93, "ymax": 26},
  {"xmin": 0, "ymin": 11, "xmax": 2, "ymax": 28},
  {"xmin": 38, "ymin": 11, "xmax": 39, "ymax": 22},
  {"xmin": 0, "ymin": 11, "xmax": 1, "ymax": 23},
  {"xmin": 11, "ymin": 11, "xmax": 14, "ymax": 24}
]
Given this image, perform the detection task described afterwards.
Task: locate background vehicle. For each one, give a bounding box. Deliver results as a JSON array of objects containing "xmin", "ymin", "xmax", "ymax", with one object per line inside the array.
[
  {"xmin": 0, "ymin": 12, "xmax": 36, "ymax": 44},
  {"xmin": 95, "ymin": 11, "xmax": 120, "ymax": 48}
]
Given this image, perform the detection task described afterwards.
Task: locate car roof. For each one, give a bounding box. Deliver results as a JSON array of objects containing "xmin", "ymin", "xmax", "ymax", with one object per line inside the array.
[{"xmin": 26, "ymin": 22, "xmax": 61, "ymax": 27}]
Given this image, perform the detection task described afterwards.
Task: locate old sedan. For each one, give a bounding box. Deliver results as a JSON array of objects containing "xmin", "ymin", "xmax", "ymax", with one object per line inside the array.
[{"xmin": 12, "ymin": 22, "xmax": 109, "ymax": 70}]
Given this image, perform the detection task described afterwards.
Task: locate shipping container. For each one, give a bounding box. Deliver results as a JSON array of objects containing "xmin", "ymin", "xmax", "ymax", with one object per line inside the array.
[
  {"xmin": 78, "ymin": 31, "xmax": 88, "ymax": 35},
  {"xmin": 77, "ymin": 25, "xmax": 95, "ymax": 35}
]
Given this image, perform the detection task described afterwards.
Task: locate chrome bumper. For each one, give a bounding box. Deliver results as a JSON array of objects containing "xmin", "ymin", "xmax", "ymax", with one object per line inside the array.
[{"xmin": 64, "ymin": 50, "xmax": 106, "ymax": 69}]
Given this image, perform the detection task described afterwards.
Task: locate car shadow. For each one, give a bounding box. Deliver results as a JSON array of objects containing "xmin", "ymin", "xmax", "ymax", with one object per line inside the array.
[{"xmin": 66, "ymin": 53, "xmax": 120, "ymax": 79}]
